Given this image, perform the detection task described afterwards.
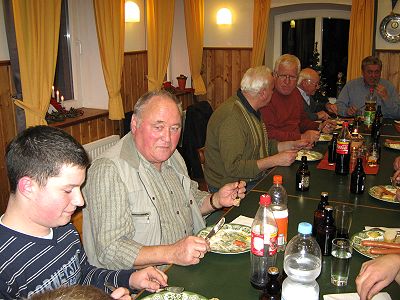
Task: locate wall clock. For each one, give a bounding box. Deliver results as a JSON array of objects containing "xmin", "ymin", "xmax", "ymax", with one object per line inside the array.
[{"xmin": 380, "ymin": 13, "xmax": 400, "ymax": 43}]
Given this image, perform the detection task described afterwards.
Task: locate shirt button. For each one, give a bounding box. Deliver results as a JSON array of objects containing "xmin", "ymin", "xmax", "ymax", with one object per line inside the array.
[
  {"xmin": 189, "ymin": 199, "xmax": 193, "ymax": 205},
  {"xmin": 177, "ymin": 211, "xmax": 180, "ymax": 215}
]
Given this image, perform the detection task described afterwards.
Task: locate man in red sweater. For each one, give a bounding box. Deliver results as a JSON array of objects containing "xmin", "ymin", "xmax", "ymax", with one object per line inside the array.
[{"xmin": 261, "ymin": 54, "xmax": 335, "ymax": 142}]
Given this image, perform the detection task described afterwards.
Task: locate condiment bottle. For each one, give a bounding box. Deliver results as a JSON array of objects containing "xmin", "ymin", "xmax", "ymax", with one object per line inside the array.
[
  {"xmin": 296, "ymin": 156, "xmax": 310, "ymax": 191},
  {"xmin": 312, "ymin": 192, "xmax": 329, "ymax": 237},
  {"xmin": 316, "ymin": 206, "xmax": 336, "ymax": 256},
  {"xmin": 364, "ymin": 87, "xmax": 377, "ymax": 130},
  {"xmin": 350, "ymin": 158, "xmax": 366, "ymax": 194},
  {"xmin": 328, "ymin": 132, "xmax": 339, "ymax": 165}
]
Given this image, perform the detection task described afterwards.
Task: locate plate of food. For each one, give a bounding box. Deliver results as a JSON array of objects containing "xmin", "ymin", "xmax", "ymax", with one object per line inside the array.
[
  {"xmin": 319, "ymin": 133, "xmax": 332, "ymax": 142},
  {"xmin": 369, "ymin": 185, "xmax": 399, "ymax": 203},
  {"xmin": 296, "ymin": 150, "xmax": 324, "ymax": 161},
  {"xmin": 197, "ymin": 223, "xmax": 251, "ymax": 254},
  {"xmin": 384, "ymin": 139, "xmax": 400, "ymax": 150},
  {"xmin": 141, "ymin": 291, "xmax": 208, "ymax": 300},
  {"xmin": 351, "ymin": 229, "xmax": 400, "ymax": 259}
]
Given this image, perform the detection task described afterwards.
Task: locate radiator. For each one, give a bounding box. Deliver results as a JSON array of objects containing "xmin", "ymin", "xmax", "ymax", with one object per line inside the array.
[{"xmin": 83, "ymin": 135, "xmax": 120, "ymax": 162}]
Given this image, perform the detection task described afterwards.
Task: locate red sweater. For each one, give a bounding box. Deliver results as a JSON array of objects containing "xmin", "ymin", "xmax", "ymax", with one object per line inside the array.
[{"xmin": 260, "ymin": 88, "xmax": 319, "ymax": 141}]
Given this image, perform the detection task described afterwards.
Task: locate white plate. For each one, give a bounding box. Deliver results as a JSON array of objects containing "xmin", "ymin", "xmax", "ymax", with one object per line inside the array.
[
  {"xmin": 351, "ymin": 229, "xmax": 385, "ymax": 259},
  {"xmin": 197, "ymin": 223, "xmax": 251, "ymax": 254},
  {"xmin": 141, "ymin": 291, "xmax": 208, "ymax": 300},
  {"xmin": 369, "ymin": 185, "xmax": 399, "ymax": 203},
  {"xmin": 394, "ymin": 120, "xmax": 400, "ymax": 124},
  {"xmin": 296, "ymin": 150, "xmax": 324, "ymax": 161},
  {"xmin": 384, "ymin": 140, "xmax": 400, "ymax": 150}
]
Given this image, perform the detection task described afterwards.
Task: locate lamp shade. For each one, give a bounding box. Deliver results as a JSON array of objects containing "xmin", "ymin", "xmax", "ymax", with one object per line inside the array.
[
  {"xmin": 125, "ymin": 1, "xmax": 140, "ymax": 23},
  {"xmin": 216, "ymin": 8, "xmax": 232, "ymax": 25}
]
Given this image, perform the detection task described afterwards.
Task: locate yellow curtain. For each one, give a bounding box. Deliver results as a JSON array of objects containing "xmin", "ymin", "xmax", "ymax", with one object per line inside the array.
[
  {"xmin": 12, "ymin": 0, "xmax": 61, "ymax": 127},
  {"xmin": 346, "ymin": 0, "xmax": 374, "ymax": 81},
  {"xmin": 146, "ymin": 0, "xmax": 175, "ymax": 91},
  {"xmin": 93, "ymin": 0, "xmax": 125, "ymax": 120},
  {"xmin": 251, "ymin": 0, "xmax": 271, "ymax": 67},
  {"xmin": 183, "ymin": 0, "xmax": 206, "ymax": 95}
]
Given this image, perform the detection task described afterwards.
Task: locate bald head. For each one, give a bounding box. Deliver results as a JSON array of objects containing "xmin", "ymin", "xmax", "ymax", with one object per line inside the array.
[{"xmin": 297, "ymin": 68, "xmax": 320, "ymax": 96}]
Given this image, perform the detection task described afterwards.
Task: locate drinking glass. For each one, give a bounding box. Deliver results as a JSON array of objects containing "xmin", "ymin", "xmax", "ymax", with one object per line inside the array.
[
  {"xmin": 334, "ymin": 205, "xmax": 353, "ymax": 239},
  {"xmin": 331, "ymin": 238, "xmax": 352, "ymax": 286},
  {"xmin": 367, "ymin": 143, "xmax": 379, "ymax": 167}
]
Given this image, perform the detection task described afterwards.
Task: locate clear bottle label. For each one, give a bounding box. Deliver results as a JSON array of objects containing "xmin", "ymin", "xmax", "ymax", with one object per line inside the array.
[
  {"xmin": 298, "ymin": 175, "xmax": 310, "ymax": 189},
  {"xmin": 336, "ymin": 141, "xmax": 349, "ymax": 155},
  {"xmin": 273, "ymin": 210, "xmax": 288, "ymax": 248}
]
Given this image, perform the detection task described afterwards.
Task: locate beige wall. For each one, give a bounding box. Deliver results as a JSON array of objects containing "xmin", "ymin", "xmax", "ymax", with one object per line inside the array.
[
  {"xmin": 124, "ymin": 0, "xmax": 146, "ymax": 51},
  {"xmin": 204, "ymin": 0, "xmax": 253, "ymax": 47}
]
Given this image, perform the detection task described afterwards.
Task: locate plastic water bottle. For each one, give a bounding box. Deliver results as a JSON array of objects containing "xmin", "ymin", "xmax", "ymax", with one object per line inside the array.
[
  {"xmin": 282, "ymin": 222, "xmax": 322, "ymax": 300},
  {"xmin": 250, "ymin": 194, "xmax": 278, "ymax": 290},
  {"xmin": 268, "ymin": 175, "xmax": 288, "ymax": 252}
]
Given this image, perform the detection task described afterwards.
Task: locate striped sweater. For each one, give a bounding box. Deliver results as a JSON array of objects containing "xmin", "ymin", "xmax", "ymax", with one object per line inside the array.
[{"xmin": 0, "ymin": 223, "xmax": 132, "ymax": 299}]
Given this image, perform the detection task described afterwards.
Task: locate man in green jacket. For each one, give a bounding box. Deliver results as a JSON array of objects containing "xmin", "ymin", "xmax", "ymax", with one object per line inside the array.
[{"xmin": 204, "ymin": 66, "xmax": 312, "ymax": 191}]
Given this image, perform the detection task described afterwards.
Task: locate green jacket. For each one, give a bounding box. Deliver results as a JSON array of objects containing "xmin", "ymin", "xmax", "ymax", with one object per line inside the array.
[{"xmin": 204, "ymin": 93, "xmax": 278, "ymax": 189}]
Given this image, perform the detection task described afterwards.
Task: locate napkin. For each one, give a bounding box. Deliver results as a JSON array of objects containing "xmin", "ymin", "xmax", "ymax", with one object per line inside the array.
[
  {"xmin": 231, "ymin": 215, "xmax": 253, "ymax": 227},
  {"xmin": 365, "ymin": 226, "xmax": 400, "ymax": 231},
  {"xmin": 323, "ymin": 292, "xmax": 391, "ymax": 300}
]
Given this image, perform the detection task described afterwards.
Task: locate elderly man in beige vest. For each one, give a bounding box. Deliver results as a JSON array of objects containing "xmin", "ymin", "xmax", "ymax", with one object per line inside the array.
[{"xmin": 82, "ymin": 90, "xmax": 245, "ymax": 270}]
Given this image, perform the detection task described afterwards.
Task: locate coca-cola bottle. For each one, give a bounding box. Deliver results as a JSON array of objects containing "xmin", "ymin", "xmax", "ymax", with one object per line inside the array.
[
  {"xmin": 312, "ymin": 192, "xmax": 329, "ymax": 236},
  {"xmin": 335, "ymin": 122, "xmax": 351, "ymax": 175},
  {"xmin": 250, "ymin": 194, "xmax": 278, "ymax": 290}
]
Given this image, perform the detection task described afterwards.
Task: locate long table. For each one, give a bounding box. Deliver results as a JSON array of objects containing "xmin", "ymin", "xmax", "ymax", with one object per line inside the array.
[{"xmin": 137, "ymin": 125, "xmax": 400, "ymax": 300}]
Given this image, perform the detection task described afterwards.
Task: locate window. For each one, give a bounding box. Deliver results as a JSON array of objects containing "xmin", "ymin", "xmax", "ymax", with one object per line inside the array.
[{"xmin": 273, "ymin": 8, "xmax": 351, "ymax": 97}]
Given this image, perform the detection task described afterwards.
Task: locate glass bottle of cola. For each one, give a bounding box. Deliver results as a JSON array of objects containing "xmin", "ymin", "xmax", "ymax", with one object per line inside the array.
[{"xmin": 335, "ymin": 122, "xmax": 351, "ymax": 175}]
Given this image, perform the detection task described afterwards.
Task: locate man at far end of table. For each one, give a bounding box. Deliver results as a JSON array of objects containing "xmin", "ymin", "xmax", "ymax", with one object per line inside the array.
[{"xmin": 334, "ymin": 56, "xmax": 400, "ymax": 118}]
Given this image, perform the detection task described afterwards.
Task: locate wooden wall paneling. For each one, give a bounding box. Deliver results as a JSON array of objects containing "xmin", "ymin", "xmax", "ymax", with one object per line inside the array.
[
  {"xmin": 376, "ymin": 50, "xmax": 400, "ymax": 93},
  {"xmin": 80, "ymin": 122, "xmax": 91, "ymax": 145},
  {"xmin": 88, "ymin": 119, "xmax": 99, "ymax": 142},
  {"xmin": 223, "ymin": 50, "xmax": 232, "ymax": 102},
  {"xmin": 231, "ymin": 50, "xmax": 242, "ymax": 95},
  {"xmin": 201, "ymin": 48, "xmax": 252, "ymax": 109},
  {"xmin": 97, "ymin": 118, "xmax": 107, "ymax": 140}
]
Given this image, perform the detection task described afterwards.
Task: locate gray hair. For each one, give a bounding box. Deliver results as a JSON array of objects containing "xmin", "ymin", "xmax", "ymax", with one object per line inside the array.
[
  {"xmin": 274, "ymin": 54, "xmax": 301, "ymax": 74},
  {"xmin": 240, "ymin": 66, "xmax": 273, "ymax": 96},
  {"xmin": 133, "ymin": 90, "xmax": 183, "ymax": 124},
  {"xmin": 361, "ymin": 56, "xmax": 382, "ymax": 71}
]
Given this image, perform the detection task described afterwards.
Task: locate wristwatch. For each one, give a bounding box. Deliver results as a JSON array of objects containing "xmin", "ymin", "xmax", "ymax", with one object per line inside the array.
[{"xmin": 379, "ymin": 13, "xmax": 400, "ymax": 43}]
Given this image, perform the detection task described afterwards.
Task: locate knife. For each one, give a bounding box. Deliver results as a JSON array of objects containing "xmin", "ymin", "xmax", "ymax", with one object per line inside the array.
[{"xmin": 205, "ymin": 217, "xmax": 225, "ymax": 241}]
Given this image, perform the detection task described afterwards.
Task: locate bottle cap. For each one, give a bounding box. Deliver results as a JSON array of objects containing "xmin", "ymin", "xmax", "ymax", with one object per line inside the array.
[
  {"xmin": 321, "ymin": 192, "xmax": 328, "ymax": 197},
  {"xmin": 298, "ymin": 222, "xmax": 312, "ymax": 235},
  {"xmin": 268, "ymin": 266, "xmax": 279, "ymax": 275},
  {"xmin": 343, "ymin": 121, "xmax": 348, "ymax": 127},
  {"xmin": 273, "ymin": 175, "xmax": 283, "ymax": 184},
  {"xmin": 301, "ymin": 155, "xmax": 308, "ymax": 162},
  {"xmin": 324, "ymin": 205, "xmax": 333, "ymax": 211},
  {"xmin": 260, "ymin": 194, "xmax": 271, "ymax": 206}
]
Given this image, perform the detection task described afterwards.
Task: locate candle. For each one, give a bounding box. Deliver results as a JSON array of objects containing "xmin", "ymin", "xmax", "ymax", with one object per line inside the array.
[
  {"xmin": 56, "ymin": 90, "xmax": 60, "ymax": 102},
  {"xmin": 52, "ymin": 86, "xmax": 55, "ymax": 98},
  {"xmin": 61, "ymin": 95, "xmax": 64, "ymax": 104}
]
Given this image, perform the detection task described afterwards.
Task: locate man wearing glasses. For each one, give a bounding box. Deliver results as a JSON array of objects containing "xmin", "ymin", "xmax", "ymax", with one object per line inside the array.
[
  {"xmin": 260, "ymin": 54, "xmax": 335, "ymax": 142},
  {"xmin": 297, "ymin": 68, "xmax": 330, "ymax": 121}
]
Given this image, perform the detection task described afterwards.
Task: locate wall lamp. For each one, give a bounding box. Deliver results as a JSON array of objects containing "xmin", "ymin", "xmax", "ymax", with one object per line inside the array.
[
  {"xmin": 125, "ymin": 1, "xmax": 140, "ymax": 23},
  {"xmin": 216, "ymin": 8, "xmax": 232, "ymax": 25}
]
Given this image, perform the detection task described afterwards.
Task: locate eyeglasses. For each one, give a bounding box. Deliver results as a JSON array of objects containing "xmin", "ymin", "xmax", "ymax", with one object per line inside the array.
[{"xmin": 276, "ymin": 74, "xmax": 297, "ymax": 81}]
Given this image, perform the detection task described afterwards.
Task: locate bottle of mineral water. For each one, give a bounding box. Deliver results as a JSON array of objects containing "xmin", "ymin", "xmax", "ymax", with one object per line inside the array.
[{"xmin": 282, "ymin": 222, "xmax": 322, "ymax": 300}]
